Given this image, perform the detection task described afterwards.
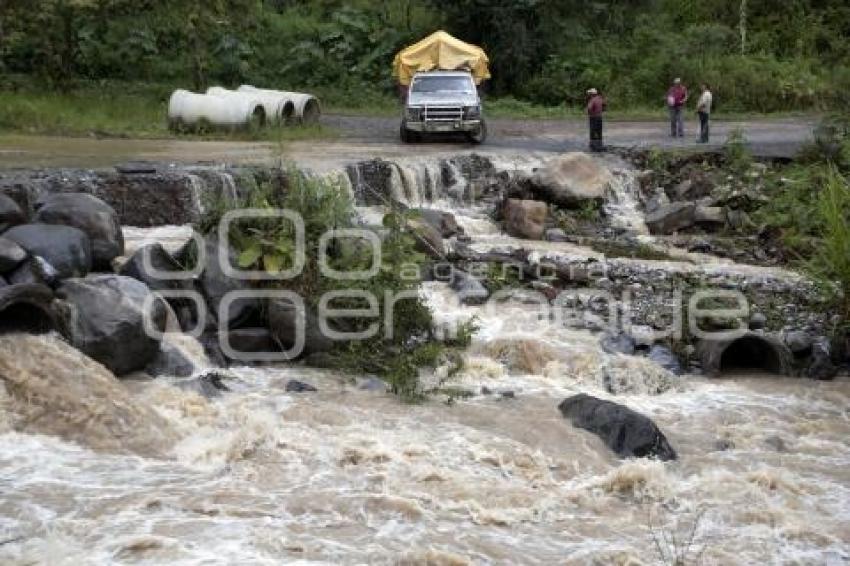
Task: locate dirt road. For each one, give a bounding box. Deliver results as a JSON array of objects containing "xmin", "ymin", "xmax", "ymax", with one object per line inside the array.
[{"xmin": 0, "ymin": 115, "xmax": 815, "ymax": 170}]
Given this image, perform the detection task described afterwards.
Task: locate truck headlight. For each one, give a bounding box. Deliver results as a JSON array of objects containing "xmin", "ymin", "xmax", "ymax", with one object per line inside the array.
[
  {"xmin": 406, "ymin": 107, "xmax": 422, "ymax": 121},
  {"xmin": 464, "ymin": 105, "xmax": 481, "ymax": 119}
]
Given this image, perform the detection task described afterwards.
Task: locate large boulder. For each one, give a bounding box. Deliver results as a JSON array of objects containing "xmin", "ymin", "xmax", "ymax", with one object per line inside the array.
[
  {"xmin": 504, "ymin": 198, "xmax": 547, "ymax": 240},
  {"xmin": 56, "ymin": 275, "xmax": 168, "ymax": 376},
  {"xmin": 0, "ymin": 237, "xmax": 27, "ymax": 273},
  {"xmin": 407, "ymin": 217, "xmax": 445, "ymax": 259},
  {"xmin": 0, "ymin": 283, "xmax": 56, "ymax": 333},
  {"xmin": 268, "ymin": 299, "xmax": 333, "ymax": 359},
  {"xmin": 34, "ymin": 193, "xmax": 123, "ymax": 269},
  {"xmin": 0, "ymin": 194, "xmax": 26, "ymax": 232},
  {"xmin": 530, "ymin": 152, "xmax": 613, "ymax": 207},
  {"xmin": 645, "ymin": 202, "xmax": 696, "ymax": 234},
  {"xmin": 178, "ymin": 235, "xmax": 257, "ymax": 329},
  {"xmin": 804, "ymin": 337, "xmax": 838, "ymax": 380},
  {"xmin": 413, "ymin": 209, "xmax": 460, "ymax": 238},
  {"xmin": 5, "ymin": 255, "xmax": 59, "ymax": 287},
  {"xmin": 119, "ymin": 242, "xmax": 194, "ymax": 294},
  {"xmin": 3, "ymin": 223, "xmax": 91, "ymax": 279},
  {"xmin": 558, "ymin": 393, "xmax": 677, "ymax": 460}
]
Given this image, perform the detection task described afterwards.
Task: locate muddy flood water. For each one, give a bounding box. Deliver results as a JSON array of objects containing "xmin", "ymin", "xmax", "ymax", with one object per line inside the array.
[{"xmin": 0, "ymin": 285, "xmax": 848, "ymax": 565}]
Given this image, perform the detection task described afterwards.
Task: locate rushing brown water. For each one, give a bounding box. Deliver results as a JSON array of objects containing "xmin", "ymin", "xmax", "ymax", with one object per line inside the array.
[{"xmin": 0, "ymin": 293, "xmax": 848, "ymax": 565}]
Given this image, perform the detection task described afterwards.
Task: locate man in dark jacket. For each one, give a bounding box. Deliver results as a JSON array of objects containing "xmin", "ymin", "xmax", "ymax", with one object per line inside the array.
[{"xmin": 586, "ymin": 88, "xmax": 605, "ymax": 152}]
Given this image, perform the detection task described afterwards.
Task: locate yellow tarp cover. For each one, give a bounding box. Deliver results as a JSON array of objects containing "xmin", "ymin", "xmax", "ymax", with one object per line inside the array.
[{"xmin": 393, "ymin": 30, "xmax": 490, "ymax": 86}]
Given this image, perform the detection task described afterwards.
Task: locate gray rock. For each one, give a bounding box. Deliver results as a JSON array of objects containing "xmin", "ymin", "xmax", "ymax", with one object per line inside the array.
[
  {"xmin": 145, "ymin": 339, "xmax": 201, "ymax": 378},
  {"xmin": 805, "ymin": 337, "xmax": 837, "ymax": 380},
  {"xmin": 530, "ymin": 152, "xmax": 613, "ymax": 207},
  {"xmin": 4, "ymin": 223, "xmax": 91, "ymax": 279},
  {"xmin": 749, "ymin": 312, "xmax": 767, "ymax": 330},
  {"xmin": 544, "ymin": 228, "xmax": 570, "ymax": 242},
  {"xmin": 503, "ymin": 198, "xmax": 547, "ymax": 240},
  {"xmin": 558, "ymin": 393, "xmax": 677, "ymax": 460},
  {"xmin": 286, "ymin": 379, "xmax": 318, "ymax": 393},
  {"xmin": 6, "ymin": 256, "xmax": 59, "ymax": 287},
  {"xmin": 0, "ymin": 194, "xmax": 26, "ymax": 232},
  {"xmin": 178, "ymin": 235, "xmax": 257, "ymax": 329},
  {"xmin": 119, "ymin": 243, "xmax": 193, "ymax": 294},
  {"xmin": 764, "ymin": 435, "xmax": 787, "ymax": 452},
  {"xmin": 268, "ymin": 299, "xmax": 333, "ymax": 359},
  {"xmin": 34, "ymin": 193, "xmax": 123, "ymax": 270},
  {"xmin": 450, "ymin": 269, "xmax": 489, "ymax": 305},
  {"xmin": 413, "ymin": 209, "xmax": 460, "ymax": 238},
  {"xmin": 56, "ymin": 275, "xmax": 167, "ymax": 376},
  {"xmin": 784, "ymin": 330, "xmax": 814, "ymax": 354},
  {"xmin": 645, "ymin": 202, "xmax": 696, "ymax": 234},
  {"xmin": 0, "ymin": 237, "xmax": 27, "ymax": 273},
  {"xmin": 694, "ymin": 206, "xmax": 725, "ymax": 224},
  {"xmin": 406, "ymin": 217, "xmax": 445, "ymax": 259},
  {"xmin": 600, "ymin": 332, "xmax": 636, "ymax": 355},
  {"xmin": 648, "ymin": 344, "xmax": 684, "ymax": 375},
  {"xmin": 175, "ymin": 371, "xmax": 231, "ymax": 398}
]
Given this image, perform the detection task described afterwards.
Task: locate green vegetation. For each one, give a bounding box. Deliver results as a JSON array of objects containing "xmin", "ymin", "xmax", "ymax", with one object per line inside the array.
[
  {"xmin": 0, "ymin": 0, "xmax": 847, "ymax": 136},
  {"xmin": 201, "ymin": 167, "xmax": 476, "ymax": 400}
]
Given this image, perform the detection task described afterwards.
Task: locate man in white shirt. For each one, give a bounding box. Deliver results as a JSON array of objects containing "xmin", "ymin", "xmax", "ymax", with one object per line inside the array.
[{"xmin": 696, "ymin": 83, "xmax": 713, "ymax": 143}]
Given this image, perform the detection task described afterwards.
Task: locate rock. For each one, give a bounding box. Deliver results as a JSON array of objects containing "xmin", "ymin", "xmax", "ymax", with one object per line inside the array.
[
  {"xmin": 726, "ymin": 209, "xmax": 755, "ymax": 231},
  {"xmin": 119, "ymin": 243, "xmax": 193, "ymax": 294},
  {"xmin": 34, "ymin": 193, "xmax": 123, "ymax": 269},
  {"xmin": 558, "ymin": 394, "xmax": 677, "ymax": 460},
  {"xmin": 357, "ymin": 376, "xmax": 387, "ymax": 391},
  {"xmin": 175, "ymin": 371, "xmax": 232, "ymax": 398},
  {"xmin": 530, "ymin": 152, "xmax": 613, "ymax": 207},
  {"xmin": 784, "ymin": 330, "xmax": 814, "ymax": 355},
  {"xmin": 286, "ymin": 379, "xmax": 318, "ymax": 392},
  {"xmin": 805, "ymin": 336, "xmax": 837, "ymax": 380},
  {"xmin": 504, "ymin": 198, "xmax": 547, "ymax": 240},
  {"xmin": 6, "ymin": 256, "xmax": 59, "ymax": 287},
  {"xmin": 544, "ymin": 228, "xmax": 570, "ymax": 242},
  {"xmin": 0, "ymin": 283, "xmax": 56, "ymax": 333},
  {"xmin": 694, "ymin": 206, "xmax": 725, "ymax": 225},
  {"xmin": 56, "ymin": 275, "xmax": 168, "ymax": 376},
  {"xmin": 0, "ymin": 276, "xmax": 6, "ymax": 288},
  {"xmin": 268, "ymin": 299, "xmax": 333, "ymax": 358},
  {"xmin": 406, "ymin": 217, "xmax": 445, "ymax": 259},
  {"xmin": 648, "ymin": 344, "xmax": 684, "ymax": 375},
  {"xmin": 696, "ymin": 332, "xmax": 794, "ymax": 376},
  {"xmin": 0, "ymin": 194, "xmax": 26, "ymax": 232},
  {"xmin": 748, "ymin": 312, "xmax": 767, "ymax": 330},
  {"xmin": 764, "ymin": 435, "xmax": 787, "ymax": 452},
  {"xmin": 145, "ymin": 337, "xmax": 204, "ymax": 378},
  {"xmin": 115, "ymin": 162, "xmax": 158, "ymax": 175},
  {"xmin": 3, "ymin": 223, "xmax": 92, "ymax": 279},
  {"xmin": 645, "ymin": 202, "xmax": 695, "ymax": 234},
  {"xmin": 0, "ymin": 237, "xmax": 28, "ymax": 273},
  {"xmin": 714, "ymin": 439, "xmax": 735, "ymax": 451},
  {"xmin": 178, "ymin": 235, "xmax": 257, "ymax": 329},
  {"xmin": 600, "ymin": 332, "xmax": 636, "ymax": 355},
  {"xmin": 413, "ymin": 209, "xmax": 460, "ymax": 238},
  {"xmin": 450, "ymin": 269, "xmax": 489, "ymax": 305},
  {"xmin": 224, "ymin": 327, "xmax": 279, "ymax": 359}
]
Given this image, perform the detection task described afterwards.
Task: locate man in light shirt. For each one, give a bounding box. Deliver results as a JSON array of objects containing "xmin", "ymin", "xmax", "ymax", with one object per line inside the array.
[{"xmin": 696, "ymin": 83, "xmax": 713, "ymax": 143}]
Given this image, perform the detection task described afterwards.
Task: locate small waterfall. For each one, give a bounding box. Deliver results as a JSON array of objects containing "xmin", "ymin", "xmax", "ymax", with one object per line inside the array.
[
  {"xmin": 605, "ymin": 168, "xmax": 648, "ymax": 235},
  {"xmin": 218, "ymin": 172, "xmax": 239, "ymax": 204},
  {"xmin": 186, "ymin": 174, "xmax": 207, "ymax": 217}
]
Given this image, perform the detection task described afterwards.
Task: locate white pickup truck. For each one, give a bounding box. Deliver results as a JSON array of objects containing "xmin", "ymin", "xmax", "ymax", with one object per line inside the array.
[{"xmin": 400, "ymin": 70, "xmax": 486, "ymax": 144}]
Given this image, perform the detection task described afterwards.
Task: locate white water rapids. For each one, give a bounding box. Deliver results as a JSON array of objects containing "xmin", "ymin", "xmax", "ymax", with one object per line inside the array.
[{"xmin": 1, "ymin": 155, "xmax": 848, "ymax": 565}]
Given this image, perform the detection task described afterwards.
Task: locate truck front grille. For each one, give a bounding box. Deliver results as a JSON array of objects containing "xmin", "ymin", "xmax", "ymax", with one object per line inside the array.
[{"xmin": 423, "ymin": 105, "xmax": 463, "ymax": 122}]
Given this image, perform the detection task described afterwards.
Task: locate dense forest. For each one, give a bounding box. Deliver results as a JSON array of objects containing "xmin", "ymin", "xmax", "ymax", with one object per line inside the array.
[{"xmin": 1, "ymin": 0, "xmax": 849, "ymax": 112}]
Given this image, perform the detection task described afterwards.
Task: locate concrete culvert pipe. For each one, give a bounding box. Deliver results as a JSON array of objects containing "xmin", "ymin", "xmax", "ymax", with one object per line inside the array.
[
  {"xmin": 0, "ymin": 284, "xmax": 56, "ymax": 334},
  {"xmin": 238, "ymin": 85, "xmax": 321, "ymax": 124},
  {"xmin": 206, "ymin": 86, "xmax": 274, "ymax": 126},
  {"xmin": 697, "ymin": 331, "xmax": 794, "ymax": 376},
  {"xmin": 167, "ymin": 89, "xmax": 265, "ymax": 130}
]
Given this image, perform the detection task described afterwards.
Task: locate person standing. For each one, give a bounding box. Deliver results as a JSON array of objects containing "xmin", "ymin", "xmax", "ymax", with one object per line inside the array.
[
  {"xmin": 586, "ymin": 88, "xmax": 606, "ymax": 152},
  {"xmin": 666, "ymin": 78, "xmax": 688, "ymax": 137},
  {"xmin": 696, "ymin": 83, "xmax": 713, "ymax": 143}
]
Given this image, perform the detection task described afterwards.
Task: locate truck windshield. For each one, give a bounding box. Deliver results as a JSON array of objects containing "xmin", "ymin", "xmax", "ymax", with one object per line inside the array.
[{"xmin": 411, "ymin": 76, "xmax": 473, "ymax": 93}]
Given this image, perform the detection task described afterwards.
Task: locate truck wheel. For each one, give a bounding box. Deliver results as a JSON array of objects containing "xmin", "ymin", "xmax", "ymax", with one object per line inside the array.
[
  {"xmin": 400, "ymin": 121, "xmax": 414, "ymax": 143},
  {"xmin": 468, "ymin": 120, "xmax": 487, "ymax": 144}
]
